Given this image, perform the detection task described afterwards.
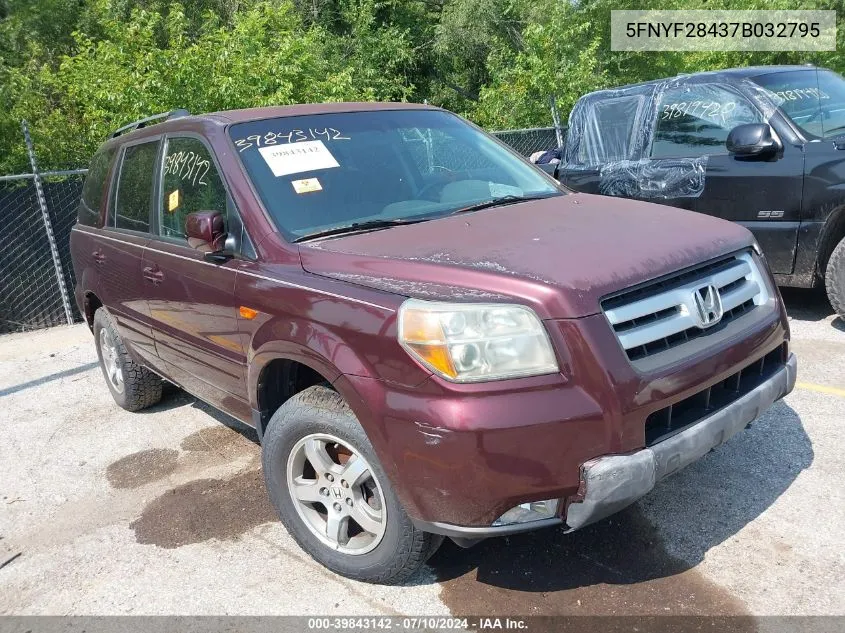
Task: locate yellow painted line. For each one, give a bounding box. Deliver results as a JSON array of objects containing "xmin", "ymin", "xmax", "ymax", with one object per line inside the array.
[{"xmin": 796, "ymin": 381, "xmax": 845, "ymax": 398}]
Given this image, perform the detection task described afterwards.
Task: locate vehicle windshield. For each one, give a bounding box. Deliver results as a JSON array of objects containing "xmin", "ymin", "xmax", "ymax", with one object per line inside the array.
[
  {"xmin": 229, "ymin": 109, "xmax": 561, "ymax": 240},
  {"xmin": 750, "ymin": 69, "xmax": 845, "ymax": 139}
]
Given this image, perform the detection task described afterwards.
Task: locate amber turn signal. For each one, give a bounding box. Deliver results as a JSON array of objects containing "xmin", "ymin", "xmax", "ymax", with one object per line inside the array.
[{"xmin": 239, "ymin": 306, "xmax": 259, "ymax": 320}]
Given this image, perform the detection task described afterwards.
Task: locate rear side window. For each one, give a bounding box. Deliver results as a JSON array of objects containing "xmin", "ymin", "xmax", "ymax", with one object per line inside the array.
[
  {"xmin": 112, "ymin": 141, "xmax": 160, "ymax": 232},
  {"xmin": 577, "ymin": 95, "xmax": 645, "ymax": 164},
  {"xmin": 78, "ymin": 147, "xmax": 115, "ymax": 226}
]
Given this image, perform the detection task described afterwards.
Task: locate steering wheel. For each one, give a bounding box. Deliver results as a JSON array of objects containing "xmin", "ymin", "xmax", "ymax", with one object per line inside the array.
[
  {"xmin": 416, "ymin": 167, "xmax": 466, "ymax": 201},
  {"xmin": 801, "ymin": 108, "xmax": 825, "ymax": 125},
  {"xmin": 416, "ymin": 180, "xmax": 447, "ymax": 201}
]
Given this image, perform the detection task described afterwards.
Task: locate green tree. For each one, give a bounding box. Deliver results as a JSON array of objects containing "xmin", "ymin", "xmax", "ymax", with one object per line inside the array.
[
  {"xmin": 472, "ymin": 0, "xmax": 845, "ymax": 129},
  {"xmin": 2, "ymin": 0, "xmax": 845, "ymax": 170},
  {"xmin": 0, "ymin": 0, "xmax": 417, "ymax": 172}
]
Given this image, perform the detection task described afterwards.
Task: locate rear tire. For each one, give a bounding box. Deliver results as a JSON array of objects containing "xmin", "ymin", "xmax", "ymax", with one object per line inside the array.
[
  {"xmin": 262, "ymin": 385, "xmax": 437, "ymax": 584},
  {"xmin": 93, "ymin": 308, "xmax": 162, "ymax": 411},
  {"xmin": 825, "ymin": 236, "xmax": 845, "ymax": 319}
]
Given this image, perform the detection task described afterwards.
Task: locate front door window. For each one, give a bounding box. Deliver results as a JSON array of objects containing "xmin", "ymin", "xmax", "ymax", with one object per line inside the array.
[
  {"xmin": 158, "ymin": 136, "xmax": 254, "ymax": 257},
  {"xmin": 651, "ymin": 85, "xmax": 763, "ymax": 159}
]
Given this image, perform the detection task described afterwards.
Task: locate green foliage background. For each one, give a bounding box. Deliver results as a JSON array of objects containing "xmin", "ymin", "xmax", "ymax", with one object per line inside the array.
[{"xmin": 1, "ymin": 0, "xmax": 843, "ymax": 172}]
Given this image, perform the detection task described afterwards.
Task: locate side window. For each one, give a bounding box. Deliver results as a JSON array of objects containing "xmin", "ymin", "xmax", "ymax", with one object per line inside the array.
[
  {"xmin": 112, "ymin": 141, "xmax": 159, "ymax": 232},
  {"xmin": 78, "ymin": 147, "xmax": 115, "ymax": 226},
  {"xmin": 651, "ymin": 85, "xmax": 763, "ymax": 159},
  {"xmin": 577, "ymin": 95, "xmax": 645, "ymax": 164},
  {"xmin": 160, "ymin": 137, "xmax": 227, "ymax": 238},
  {"xmin": 159, "ymin": 136, "xmax": 254, "ymax": 257}
]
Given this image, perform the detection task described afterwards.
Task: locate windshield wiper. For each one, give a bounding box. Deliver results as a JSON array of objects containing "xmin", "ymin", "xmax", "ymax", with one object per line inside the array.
[
  {"xmin": 294, "ymin": 194, "xmax": 556, "ymax": 241},
  {"xmin": 293, "ymin": 218, "xmax": 428, "ymax": 242},
  {"xmin": 451, "ymin": 194, "xmax": 554, "ymax": 215}
]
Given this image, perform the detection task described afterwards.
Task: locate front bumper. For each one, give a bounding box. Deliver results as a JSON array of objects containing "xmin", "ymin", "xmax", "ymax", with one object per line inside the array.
[{"xmin": 414, "ymin": 352, "xmax": 797, "ymax": 539}]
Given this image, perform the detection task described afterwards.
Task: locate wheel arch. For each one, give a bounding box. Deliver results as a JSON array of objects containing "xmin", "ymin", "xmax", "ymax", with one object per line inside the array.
[
  {"xmin": 817, "ymin": 204, "xmax": 845, "ymax": 281},
  {"xmin": 83, "ymin": 291, "xmax": 103, "ymax": 332},
  {"xmin": 249, "ymin": 344, "xmax": 359, "ymax": 441}
]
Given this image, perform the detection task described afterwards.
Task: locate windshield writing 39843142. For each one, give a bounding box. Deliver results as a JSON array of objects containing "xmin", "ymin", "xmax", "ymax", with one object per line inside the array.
[{"xmin": 234, "ymin": 128, "xmax": 350, "ymax": 153}]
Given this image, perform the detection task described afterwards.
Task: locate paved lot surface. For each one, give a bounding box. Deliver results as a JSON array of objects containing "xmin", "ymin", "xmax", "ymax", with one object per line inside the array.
[{"xmin": 1, "ymin": 288, "xmax": 843, "ymax": 616}]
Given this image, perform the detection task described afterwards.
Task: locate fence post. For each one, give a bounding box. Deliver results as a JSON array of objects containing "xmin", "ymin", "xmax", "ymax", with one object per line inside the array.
[
  {"xmin": 549, "ymin": 95, "xmax": 564, "ymax": 149},
  {"xmin": 21, "ymin": 120, "xmax": 75, "ymax": 326}
]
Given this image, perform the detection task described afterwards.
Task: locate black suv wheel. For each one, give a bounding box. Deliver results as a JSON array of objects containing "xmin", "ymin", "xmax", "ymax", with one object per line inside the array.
[{"xmin": 826, "ymin": 235, "xmax": 845, "ymax": 319}]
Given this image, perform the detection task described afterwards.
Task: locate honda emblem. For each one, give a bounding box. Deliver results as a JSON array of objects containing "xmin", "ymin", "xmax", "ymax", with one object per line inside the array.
[{"xmin": 692, "ymin": 284, "xmax": 723, "ymax": 328}]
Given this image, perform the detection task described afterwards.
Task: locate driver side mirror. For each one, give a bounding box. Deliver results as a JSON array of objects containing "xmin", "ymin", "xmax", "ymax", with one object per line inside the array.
[
  {"xmin": 726, "ymin": 123, "xmax": 781, "ymax": 157},
  {"xmin": 185, "ymin": 211, "xmax": 232, "ymax": 262}
]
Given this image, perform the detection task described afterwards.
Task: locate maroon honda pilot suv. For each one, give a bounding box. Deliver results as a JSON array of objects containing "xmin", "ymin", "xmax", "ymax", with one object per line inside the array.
[{"xmin": 70, "ymin": 103, "xmax": 796, "ymax": 584}]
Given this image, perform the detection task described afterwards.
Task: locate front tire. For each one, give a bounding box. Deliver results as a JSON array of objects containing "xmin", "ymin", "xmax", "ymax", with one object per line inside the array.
[
  {"xmin": 262, "ymin": 385, "xmax": 440, "ymax": 584},
  {"xmin": 825, "ymin": 236, "xmax": 845, "ymax": 319},
  {"xmin": 93, "ymin": 308, "xmax": 163, "ymax": 411}
]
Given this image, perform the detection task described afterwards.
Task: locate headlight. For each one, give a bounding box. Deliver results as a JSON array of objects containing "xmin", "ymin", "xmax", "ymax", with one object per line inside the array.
[{"xmin": 397, "ymin": 299, "xmax": 559, "ymax": 382}]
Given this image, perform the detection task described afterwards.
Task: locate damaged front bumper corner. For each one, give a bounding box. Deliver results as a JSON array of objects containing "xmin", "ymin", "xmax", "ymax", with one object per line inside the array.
[
  {"xmin": 565, "ymin": 352, "xmax": 797, "ymax": 530},
  {"xmin": 415, "ymin": 352, "xmax": 797, "ymax": 541}
]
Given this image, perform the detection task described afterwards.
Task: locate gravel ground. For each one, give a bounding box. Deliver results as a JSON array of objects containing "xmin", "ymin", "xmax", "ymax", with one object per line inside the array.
[{"xmin": 1, "ymin": 288, "xmax": 842, "ymax": 616}]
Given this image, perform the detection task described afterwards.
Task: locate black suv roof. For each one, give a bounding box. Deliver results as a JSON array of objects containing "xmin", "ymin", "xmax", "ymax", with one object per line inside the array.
[{"xmin": 605, "ymin": 65, "xmax": 820, "ymax": 93}]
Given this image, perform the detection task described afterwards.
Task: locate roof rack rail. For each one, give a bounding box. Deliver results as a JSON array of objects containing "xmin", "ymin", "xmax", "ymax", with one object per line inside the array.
[{"xmin": 111, "ymin": 109, "xmax": 191, "ymax": 138}]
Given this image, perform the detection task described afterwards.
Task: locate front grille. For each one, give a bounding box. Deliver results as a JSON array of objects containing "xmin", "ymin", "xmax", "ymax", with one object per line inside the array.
[
  {"xmin": 644, "ymin": 344, "xmax": 786, "ymax": 446},
  {"xmin": 602, "ymin": 251, "xmax": 769, "ymax": 362}
]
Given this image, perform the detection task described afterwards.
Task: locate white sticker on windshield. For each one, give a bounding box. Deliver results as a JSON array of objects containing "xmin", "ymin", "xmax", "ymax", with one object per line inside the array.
[
  {"xmin": 489, "ymin": 182, "xmax": 523, "ymax": 198},
  {"xmin": 258, "ymin": 140, "xmax": 340, "ymax": 177}
]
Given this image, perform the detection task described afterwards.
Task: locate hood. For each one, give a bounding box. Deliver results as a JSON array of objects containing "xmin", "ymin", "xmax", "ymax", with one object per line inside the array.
[{"xmin": 299, "ymin": 193, "xmax": 754, "ymax": 319}]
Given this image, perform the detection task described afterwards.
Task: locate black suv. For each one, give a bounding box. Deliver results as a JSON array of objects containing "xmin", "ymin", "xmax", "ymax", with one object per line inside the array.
[{"xmin": 556, "ymin": 65, "xmax": 845, "ymax": 317}]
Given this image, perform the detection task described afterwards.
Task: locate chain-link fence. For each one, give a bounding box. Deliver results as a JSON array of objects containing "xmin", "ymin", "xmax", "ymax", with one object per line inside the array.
[
  {"xmin": 0, "ymin": 116, "xmax": 564, "ymax": 335},
  {"xmin": 491, "ymin": 126, "xmax": 563, "ymax": 157},
  {"xmin": 0, "ymin": 120, "xmax": 87, "ymax": 334},
  {"xmin": 43, "ymin": 173, "xmax": 87, "ymax": 317},
  {"xmin": 0, "ymin": 173, "xmax": 86, "ymax": 334}
]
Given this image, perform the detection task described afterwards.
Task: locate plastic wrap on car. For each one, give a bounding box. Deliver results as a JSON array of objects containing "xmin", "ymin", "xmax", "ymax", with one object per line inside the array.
[
  {"xmin": 597, "ymin": 156, "xmax": 708, "ymax": 199},
  {"xmin": 561, "ymin": 77, "xmax": 785, "ymax": 199}
]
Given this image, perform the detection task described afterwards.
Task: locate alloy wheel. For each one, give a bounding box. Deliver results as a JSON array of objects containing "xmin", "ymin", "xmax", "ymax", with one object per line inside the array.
[
  {"xmin": 99, "ymin": 328, "xmax": 124, "ymax": 394},
  {"xmin": 286, "ymin": 433, "xmax": 387, "ymax": 555}
]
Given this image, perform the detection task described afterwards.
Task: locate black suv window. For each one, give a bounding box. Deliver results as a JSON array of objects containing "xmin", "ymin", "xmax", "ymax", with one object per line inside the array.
[
  {"xmin": 651, "ymin": 85, "xmax": 762, "ymax": 159},
  {"xmin": 159, "ymin": 136, "xmax": 255, "ymax": 257},
  {"xmin": 751, "ymin": 69, "xmax": 845, "ymax": 139},
  {"xmin": 578, "ymin": 95, "xmax": 646, "ymax": 164},
  {"xmin": 78, "ymin": 147, "xmax": 115, "ymax": 226},
  {"xmin": 112, "ymin": 141, "xmax": 160, "ymax": 232}
]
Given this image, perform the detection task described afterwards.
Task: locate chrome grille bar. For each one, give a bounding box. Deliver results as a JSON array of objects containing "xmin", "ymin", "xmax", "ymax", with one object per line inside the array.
[
  {"xmin": 603, "ymin": 252, "xmax": 769, "ymax": 360},
  {"xmin": 605, "ymin": 258, "xmax": 751, "ymax": 326}
]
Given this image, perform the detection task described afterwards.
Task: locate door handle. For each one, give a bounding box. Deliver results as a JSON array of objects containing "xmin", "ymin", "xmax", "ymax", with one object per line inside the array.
[
  {"xmin": 92, "ymin": 250, "xmax": 105, "ymax": 264},
  {"xmin": 142, "ymin": 265, "xmax": 164, "ymax": 285}
]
